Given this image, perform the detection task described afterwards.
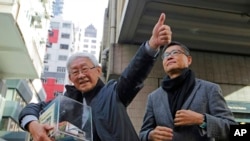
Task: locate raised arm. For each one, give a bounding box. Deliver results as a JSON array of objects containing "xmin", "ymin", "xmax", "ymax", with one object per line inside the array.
[{"xmin": 116, "ymin": 13, "xmax": 172, "ymax": 106}]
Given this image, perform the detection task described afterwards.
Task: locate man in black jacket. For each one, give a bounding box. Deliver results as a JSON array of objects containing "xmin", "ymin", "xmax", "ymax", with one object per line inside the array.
[{"xmin": 18, "ymin": 13, "xmax": 172, "ymax": 141}]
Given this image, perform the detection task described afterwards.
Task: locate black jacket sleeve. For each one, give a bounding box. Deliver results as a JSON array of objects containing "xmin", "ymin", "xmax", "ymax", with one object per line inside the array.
[
  {"xmin": 116, "ymin": 42, "xmax": 158, "ymax": 107},
  {"xmin": 18, "ymin": 101, "xmax": 50, "ymax": 129}
]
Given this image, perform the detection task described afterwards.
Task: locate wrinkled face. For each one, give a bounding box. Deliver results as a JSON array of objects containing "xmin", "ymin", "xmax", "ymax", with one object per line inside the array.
[
  {"xmin": 68, "ymin": 57, "xmax": 102, "ymax": 93},
  {"xmin": 162, "ymin": 45, "xmax": 192, "ymax": 77}
]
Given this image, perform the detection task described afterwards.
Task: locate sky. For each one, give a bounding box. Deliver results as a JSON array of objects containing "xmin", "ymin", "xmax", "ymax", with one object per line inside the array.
[{"xmin": 63, "ymin": 0, "xmax": 109, "ymax": 41}]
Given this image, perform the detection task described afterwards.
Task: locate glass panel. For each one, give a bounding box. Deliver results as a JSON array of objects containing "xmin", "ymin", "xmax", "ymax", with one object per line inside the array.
[
  {"xmin": 5, "ymin": 89, "xmax": 15, "ymax": 101},
  {"xmin": 0, "ymin": 118, "xmax": 9, "ymax": 130}
]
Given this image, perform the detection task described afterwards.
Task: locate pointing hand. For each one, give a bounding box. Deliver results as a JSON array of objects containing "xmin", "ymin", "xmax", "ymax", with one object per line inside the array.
[{"xmin": 149, "ymin": 13, "xmax": 172, "ymax": 49}]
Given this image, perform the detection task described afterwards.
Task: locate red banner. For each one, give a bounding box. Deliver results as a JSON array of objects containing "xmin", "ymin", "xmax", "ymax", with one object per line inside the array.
[{"xmin": 48, "ymin": 29, "xmax": 59, "ymax": 43}]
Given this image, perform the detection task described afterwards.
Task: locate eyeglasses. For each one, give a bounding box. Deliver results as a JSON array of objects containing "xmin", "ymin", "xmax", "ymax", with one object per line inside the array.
[
  {"xmin": 70, "ymin": 66, "xmax": 96, "ymax": 76},
  {"xmin": 161, "ymin": 50, "xmax": 187, "ymax": 59}
]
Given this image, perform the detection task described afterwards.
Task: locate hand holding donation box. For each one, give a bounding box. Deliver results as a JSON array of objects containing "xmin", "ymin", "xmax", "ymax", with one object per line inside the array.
[{"xmin": 39, "ymin": 95, "xmax": 92, "ymax": 141}]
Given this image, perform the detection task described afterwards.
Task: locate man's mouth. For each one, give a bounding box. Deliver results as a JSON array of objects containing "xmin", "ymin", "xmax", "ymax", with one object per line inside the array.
[
  {"xmin": 167, "ymin": 61, "xmax": 176, "ymax": 66},
  {"xmin": 79, "ymin": 79, "xmax": 89, "ymax": 85}
]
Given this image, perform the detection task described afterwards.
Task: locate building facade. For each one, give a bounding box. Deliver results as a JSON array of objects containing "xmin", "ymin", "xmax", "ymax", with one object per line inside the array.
[
  {"xmin": 0, "ymin": 0, "xmax": 52, "ymax": 140},
  {"xmin": 76, "ymin": 24, "xmax": 100, "ymax": 62},
  {"xmin": 42, "ymin": 16, "xmax": 75, "ymax": 101},
  {"xmin": 52, "ymin": 0, "xmax": 64, "ymax": 16}
]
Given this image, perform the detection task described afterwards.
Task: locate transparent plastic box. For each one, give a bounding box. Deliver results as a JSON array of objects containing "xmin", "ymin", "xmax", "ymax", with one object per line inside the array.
[{"xmin": 39, "ymin": 95, "xmax": 92, "ymax": 141}]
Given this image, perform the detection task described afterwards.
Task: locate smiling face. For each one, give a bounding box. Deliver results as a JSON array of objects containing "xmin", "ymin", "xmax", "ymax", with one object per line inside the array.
[
  {"xmin": 68, "ymin": 57, "xmax": 102, "ymax": 93},
  {"xmin": 162, "ymin": 45, "xmax": 192, "ymax": 78}
]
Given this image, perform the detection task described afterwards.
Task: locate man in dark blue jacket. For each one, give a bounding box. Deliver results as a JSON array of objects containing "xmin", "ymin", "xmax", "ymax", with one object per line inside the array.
[{"xmin": 18, "ymin": 13, "xmax": 172, "ymax": 141}]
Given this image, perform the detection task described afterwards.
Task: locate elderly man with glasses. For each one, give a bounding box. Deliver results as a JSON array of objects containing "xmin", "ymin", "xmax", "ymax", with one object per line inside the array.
[
  {"xmin": 139, "ymin": 41, "xmax": 238, "ymax": 141},
  {"xmin": 18, "ymin": 13, "xmax": 172, "ymax": 141}
]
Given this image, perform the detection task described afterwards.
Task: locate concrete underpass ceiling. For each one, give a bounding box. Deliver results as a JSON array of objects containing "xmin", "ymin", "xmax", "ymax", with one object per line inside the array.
[{"xmin": 118, "ymin": 0, "xmax": 250, "ymax": 55}]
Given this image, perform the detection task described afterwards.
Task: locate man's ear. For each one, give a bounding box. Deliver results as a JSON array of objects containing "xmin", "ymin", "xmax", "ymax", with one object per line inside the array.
[
  {"xmin": 188, "ymin": 56, "xmax": 192, "ymax": 66},
  {"xmin": 96, "ymin": 66, "xmax": 102, "ymax": 76},
  {"xmin": 68, "ymin": 74, "xmax": 72, "ymax": 83}
]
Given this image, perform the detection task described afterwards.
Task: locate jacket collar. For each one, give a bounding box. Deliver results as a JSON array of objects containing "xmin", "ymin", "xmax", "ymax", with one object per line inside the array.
[{"xmin": 64, "ymin": 79, "xmax": 105, "ymax": 105}]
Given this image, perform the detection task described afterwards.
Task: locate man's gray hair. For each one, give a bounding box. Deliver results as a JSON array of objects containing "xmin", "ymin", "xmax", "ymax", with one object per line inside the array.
[{"xmin": 66, "ymin": 52, "xmax": 99, "ymax": 72}]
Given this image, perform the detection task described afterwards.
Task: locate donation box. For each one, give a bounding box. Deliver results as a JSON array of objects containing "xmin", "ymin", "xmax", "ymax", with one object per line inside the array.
[{"xmin": 39, "ymin": 95, "xmax": 92, "ymax": 141}]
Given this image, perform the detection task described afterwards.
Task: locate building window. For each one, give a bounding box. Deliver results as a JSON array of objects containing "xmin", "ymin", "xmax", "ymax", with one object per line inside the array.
[
  {"xmin": 60, "ymin": 44, "xmax": 69, "ymax": 50},
  {"xmin": 61, "ymin": 33, "xmax": 70, "ymax": 39},
  {"xmin": 91, "ymin": 40, "xmax": 96, "ymax": 43},
  {"xmin": 91, "ymin": 45, "xmax": 96, "ymax": 49},
  {"xmin": 83, "ymin": 45, "xmax": 88, "ymax": 48},
  {"xmin": 56, "ymin": 78, "xmax": 64, "ymax": 84},
  {"xmin": 84, "ymin": 39, "xmax": 88, "ymax": 42},
  {"xmin": 44, "ymin": 65, "xmax": 49, "ymax": 72},
  {"xmin": 85, "ymin": 33, "xmax": 96, "ymax": 37},
  {"xmin": 58, "ymin": 55, "xmax": 67, "ymax": 61},
  {"xmin": 91, "ymin": 51, "xmax": 96, "ymax": 54},
  {"xmin": 62, "ymin": 23, "xmax": 71, "ymax": 28},
  {"xmin": 57, "ymin": 67, "xmax": 66, "ymax": 73},
  {"xmin": 5, "ymin": 89, "xmax": 26, "ymax": 108},
  {"xmin": 0, "ymin": 117, "xmax": 21, "ymax": 131},
  {"xmin": 83, "ymin": 50, "xmax": 88, "ymax": 52},
  {"xmin": 44, "ymin": 54, "xmax": 51, "ymax": 60},
  {"xmin": 50, "ymin": 22, "xmax": 60, "ymax": 29}
]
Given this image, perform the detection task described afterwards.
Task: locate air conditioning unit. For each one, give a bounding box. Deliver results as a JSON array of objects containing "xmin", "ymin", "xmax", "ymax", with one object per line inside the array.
[
  {"xmin": 44, "ymin": 13, "xmax": 50, "ymax": 19},
  {"xmin": 40, "ymin": 38, "xmax": 46, "ymax": 44},
  {"xmin": 41, "ymin": 0, "xmax": 48, "ymax": 3},
  {"xmin": 35, "ymin": 23, "xmax": 43, "ymax": 28},
  {"xmin": 48, "ymin": 28, "xmax": 52, "ymax": 33},
  {"xmin": 46, "ymin": 42, "xmax": 52, "ymax": 47},
  {"xmin": 31, "ymin": 14, "xmax": 43, "ymax": 28},
  {"xmin": 32, "ymin": 15, "xmax": 42, "ymax": 23}
]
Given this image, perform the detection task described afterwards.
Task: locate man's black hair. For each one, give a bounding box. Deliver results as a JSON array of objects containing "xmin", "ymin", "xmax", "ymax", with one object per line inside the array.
[{"xmin": 162, "ymin": 41, "xmax": 190, "ymax": 55}]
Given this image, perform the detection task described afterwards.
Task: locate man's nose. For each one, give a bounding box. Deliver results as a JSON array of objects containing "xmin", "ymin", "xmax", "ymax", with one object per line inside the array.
[
  {"xmin": 166, "ymin": 55, "xmax": 174, "ymax": 60},
  {"xmin": 77, "ymin": 70, "xmax": 86, "ymax": 78}
]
